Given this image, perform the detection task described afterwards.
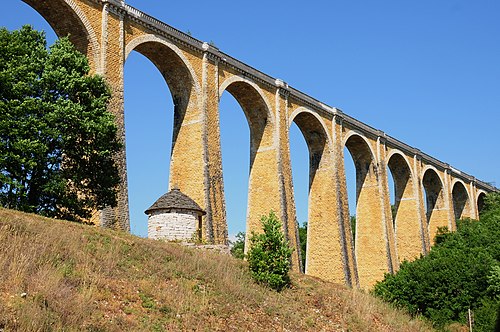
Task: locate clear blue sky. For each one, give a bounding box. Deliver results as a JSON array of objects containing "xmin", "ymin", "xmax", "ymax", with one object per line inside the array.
[{"xmin": 4, "ymin": 1, "xmax": 500, "ymax": 239}]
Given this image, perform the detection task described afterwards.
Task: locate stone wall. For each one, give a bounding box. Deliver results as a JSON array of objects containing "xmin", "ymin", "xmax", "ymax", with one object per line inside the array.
[{"xmin": 148, "ymin": 209, "xmax": 198, "ymax": 241}]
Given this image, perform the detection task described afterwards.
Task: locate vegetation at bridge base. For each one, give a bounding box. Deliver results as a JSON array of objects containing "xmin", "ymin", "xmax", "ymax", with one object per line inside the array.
[
  {"xmin": 373, "ymin": 192, "xmax": 500, "ymax": 331},
  {"xmin": 247, "ymin": 211, "xmax": 293, "ymax": 291},
  {"xmin": 0, "ymin": 26, "xmax": 120, "ymax": 222},
  {"xmin": 296, "ymin": 221, "xmax": 308, "ymax": 270},
  {"xmin": 230, "ymin": 231, "xmax": 245, "ymax": 259}
]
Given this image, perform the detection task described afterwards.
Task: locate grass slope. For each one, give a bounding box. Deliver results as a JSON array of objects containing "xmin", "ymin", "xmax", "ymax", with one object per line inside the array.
[{"xmin": 0, "ymin": 208, "xmax": 432, "ymax": 331}]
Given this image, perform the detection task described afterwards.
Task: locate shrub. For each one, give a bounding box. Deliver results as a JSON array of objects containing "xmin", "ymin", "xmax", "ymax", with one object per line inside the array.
[
  {"xmin": 230, "ymin": 232, "xmax": 245, "ymax": 259},
  {"xmin": 247, "ymin": 211, "xmax": 293, "ymax": 291},
  {"xmin": 298, "ymin": 222, "xmax": 307, "ymax": 271},
  {"xmin": 373, "ymin": 192, "xmax": 500, "ymax": 331}
]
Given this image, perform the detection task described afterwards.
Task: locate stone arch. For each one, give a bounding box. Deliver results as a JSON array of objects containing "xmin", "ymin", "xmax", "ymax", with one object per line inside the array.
[
  {"xmin": 343, "ymin": 132, "xmax": 388, "ymax": 289},
  {"xmin": 218, "ymin": 76, "xmax": 274, "ymax": 166},
  {"xmin": 289, "ymin": 107, "xmax": 332, "ymax": 186},
  {"xmin": 422, "ymin": 166, "xmax": 447, "ymax": 241},
  {"xmin": 123, "ymin": 32, "xmax": 208, "ymax": 240},
  {"xmin": 124, "ymin": 35, "xmax": 201, "ymax": 153},
  {"xmin": 219, "ymin": 76, "xmax": 274, "ymax": 125},
  {"xmin": 125, "ymin": 34, "xmax": 201, "ymax": 95},
  {"xmin": 343, "ymin": 132, "xmax": 377, "ymax": 202},
  {"xmin": 342, "ymin": 130, "xmax": 377, "ymax": 163},
  {"xmin": 386, "ymin": 150, "xmax": 422, "ymax": 261},
  {"xmin": 451, "ymin": 180, "xmax": 471, "ymax": 220},
  {"xmin": 125, "ymin": 34, "xmax": 201, "ymax": 101},
  {"xmin": 386, "ymin": 150, "xmax": 414, "ymax": 214},
  {"xmin": 477, "ymin": 190, "xmax": 487, "ymax": 216},
  {"xmin": 386, "ymin": 150, "xmax": 414, "ymax": 219},
  {"xmin": 218, "ymin": 75, "xmax": 281, "ymax": 254},
  {"xmin": 289, "ymin": 107, "xmax": 332, "ymax": 143},
  {"xmin": 21, "ymin": 0, "xmax": 100, "ymax": 71}
]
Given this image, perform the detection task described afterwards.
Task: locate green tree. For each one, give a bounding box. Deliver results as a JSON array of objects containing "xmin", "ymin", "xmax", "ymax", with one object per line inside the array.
[
  {"xmin": 350, "ymin": 215, "xmax": 356, "ymax": 243},
  {"xmin": 247, "ymin": 211, "xmax": 293, "ymax": 291},
  {"xmin": 298, "ymin": 221, "xmax": 307, "ymax": 271},
  {"xmin": 373, "ymin": 192, "xmax": 500, "ymax": 331},
  {"xmin": 230, "ymin": 231, "xmax": 245, "ymax": 259},
  {"xmin": 0, "ymin": 26, "xmax": 120, "ymax": 222}
]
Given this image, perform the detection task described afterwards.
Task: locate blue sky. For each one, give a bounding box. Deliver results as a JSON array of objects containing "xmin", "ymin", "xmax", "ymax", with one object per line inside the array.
[{"xmin": 4, "ymin": 1, "xmax": 500, "ymax": 238}]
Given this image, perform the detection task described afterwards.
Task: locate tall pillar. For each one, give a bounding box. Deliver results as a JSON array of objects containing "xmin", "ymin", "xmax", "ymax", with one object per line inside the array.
[
  {"xmin": 376, "ymin": 135, "xmax": 398, "ymax": 273},
  {"xmin": 274, "ymin": 80, "xmax": 300, "ymax": 271},
  {"xmin": 470, "ymin": 181, "xmax": 479, "ymax": 219},
  {"xmin": 304, "ymin": 113, "xmax": 357, "ymax": 286},
  {"xmin": 414, "ymin": 153, "xmax": 431, "ymax": 251},
  {"xmin": 443, "ymin": 167, "xmax": 456, "ymax": 231},
  {"xmin": 99, "ymin": 3, "xmax": 130, "ymax": 231},
  {"xmin": 387, "ymin": 151, "xmax": 426, "ymax": 262},
  {"xmin": 201, "ymin": 46, "xmax": 227, "ymax": 244},
  {"xmin": 343, "ymin": 131, "xmax": 395, "ymax": 289}
]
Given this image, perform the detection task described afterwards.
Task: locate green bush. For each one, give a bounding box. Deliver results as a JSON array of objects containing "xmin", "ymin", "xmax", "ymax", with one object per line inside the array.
[
  {"xmin": 373, "ymin": 192, "xmax": 500, "ymax": 331},
  {"xmin": 230, "ymin": 231, "xmax": 245, "ymax": 259},
  {"xmin": 247, "ymin": 211, "xmax": 293, "ymax": 291},
  {"xmin": 298, "ymin": 222, "xmax": 307, "ymax": 271}
]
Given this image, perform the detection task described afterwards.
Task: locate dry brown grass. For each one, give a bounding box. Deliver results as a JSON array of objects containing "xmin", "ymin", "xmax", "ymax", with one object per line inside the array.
[{"xmin": 0, "ymin": 208, "xmax": 434, "ymax": 331}]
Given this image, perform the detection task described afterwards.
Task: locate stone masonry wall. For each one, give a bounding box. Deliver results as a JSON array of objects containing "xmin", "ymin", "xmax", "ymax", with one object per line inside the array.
[{"xmin": 148, "ymin": 209, "xmax": 198, "ymax": 241}]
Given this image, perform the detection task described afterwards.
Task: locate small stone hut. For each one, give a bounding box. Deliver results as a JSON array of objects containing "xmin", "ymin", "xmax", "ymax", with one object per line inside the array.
[{"xmin": 145, "ymin": 188, "xmax": 206, "ymax": 241}]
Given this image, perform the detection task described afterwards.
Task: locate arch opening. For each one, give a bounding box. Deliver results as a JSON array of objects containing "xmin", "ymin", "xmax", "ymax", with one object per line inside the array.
[
  {"xmin": 422, "ymin": 168, "xmax": 446, "ymax": 241},
  {"xmin": 386, "ymin": 152, "xmax": 422, "ymax": 261},
  {"xmin": 289, "ymin": 122, "xmax": 309, "ymax": 271},
  {"xmin": 124, "ymin": 51, "xmax": 173, "ymax": 237},
  {"xmin": 387, "ymin": 153, "xmax": 412, "ymax": 226},
  {"xmin": 130, "ymin": 42, "xmax": 196, "ymax": 148},
  {"xmin": 289, "ymin": 110, "xmax": 329, "ymax": 273},
  {"xmin": 219, "ymin": 79, "xmax": 273, "ymax": 250},
  {"xmin": 344, "ymin": 133, "xmax": 388, "ymax": 288},
  {"xmin": 124, "ymin": 40, "xmax": 198, "ymax": 237},
  {"xmin": 218, "ymin": 90, "xmax": 251, "ymax": 242},
  {"xmin": 344, "ymin": 135, "xmax": 376, "ymax": 249},
  {"xmin": 344, "ymin": 135, "xmax": 376, "ymax": 203},
  {"xmin": 477, "ymin": 192, "xmax": 487, "ymax": 216},
  {"xmin": 452, "ymin": 181, "xmax": 470, "ymax": 220},
  {"xmin": 222, "ymin": 81, "xmax": 271, "ymax": 168}
]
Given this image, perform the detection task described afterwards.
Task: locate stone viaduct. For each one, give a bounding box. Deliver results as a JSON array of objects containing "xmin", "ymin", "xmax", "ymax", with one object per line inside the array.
[{"xmin": 21, "ymin": 0, "xmax": 496, "ymax": 289}]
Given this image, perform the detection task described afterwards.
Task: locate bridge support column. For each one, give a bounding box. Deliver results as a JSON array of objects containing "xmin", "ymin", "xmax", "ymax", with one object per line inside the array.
[
  {"xmin": 414, "ymin": 155, "xmax": 431, "ymax": 251},
  {"xmin": 273, "ymin": 85, "xmax": 301, "ymax": 271},
  {"xmin": 201, "ymin": 51, "xmax": 227, "ymax": 244},
  {"xmin": 341, "ymin": 130, "xmax": 398, "ymax": 289},
  {"xmin": 99, "ymin": 5, "xmax": 130, "ymax": 231},
  {"xmin": 470, "ymin": 181, "xmax": 479, "ymax": 219},
  {"xmin": 376, "ymin": 136, "xmax": 399, "ymax": 274},
  {"xmin": 388, "ymin": 152, "xmax": 427, "ymax": 262},
  {"xmin": 421, "ymin": 166, "xmax": 452, "ymax": 243},
  {"xmin": 443, "ymin": 169, "xmax": 457, "ymax": 231},
  {"xmin": 304, "ymin": 114, "xmax": 358, "ymax": 286}
]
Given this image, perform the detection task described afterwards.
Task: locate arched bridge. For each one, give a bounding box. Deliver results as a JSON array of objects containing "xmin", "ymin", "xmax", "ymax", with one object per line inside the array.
[{"xmin": 21, "ymin": 0, "xmax": 496, "ymax": 289}]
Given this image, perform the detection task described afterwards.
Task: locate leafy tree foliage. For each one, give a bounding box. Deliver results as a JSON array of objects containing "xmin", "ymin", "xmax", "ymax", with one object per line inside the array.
[
  {"xmin": 374, "ymin": 192, "xmax": 500, "ymax": 330},
  {"xmin": 0, "ymin": 26, "xmax": 120, "ymax": 222},
  {"xmin": 298, "ymin": 222, "xmax": 307, "ymax": 271},
  {"xmin": 247, "ymin": 211, "xmax": 293, "ymax": 291},
  {"xmin": 230, "ymin": 231, "xmax": 245, "ymax": 259}
]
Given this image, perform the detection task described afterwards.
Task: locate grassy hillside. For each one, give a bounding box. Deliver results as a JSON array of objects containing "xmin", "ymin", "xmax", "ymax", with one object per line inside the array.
[{"xmin": 0, "ymin": 208, "xmax": 433, "ymax": 331}]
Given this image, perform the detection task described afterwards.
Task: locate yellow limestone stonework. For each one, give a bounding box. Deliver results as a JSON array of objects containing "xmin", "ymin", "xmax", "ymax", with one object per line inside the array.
[{"xmin": 23, "ymin": 0, "xmax": 496, "ymax": 288}]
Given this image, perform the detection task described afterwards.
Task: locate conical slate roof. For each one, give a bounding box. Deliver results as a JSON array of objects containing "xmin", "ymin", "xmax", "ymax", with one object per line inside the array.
[{"xmin": 144, "ymin": 188, "xmax": 206, "ymax": 215}]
